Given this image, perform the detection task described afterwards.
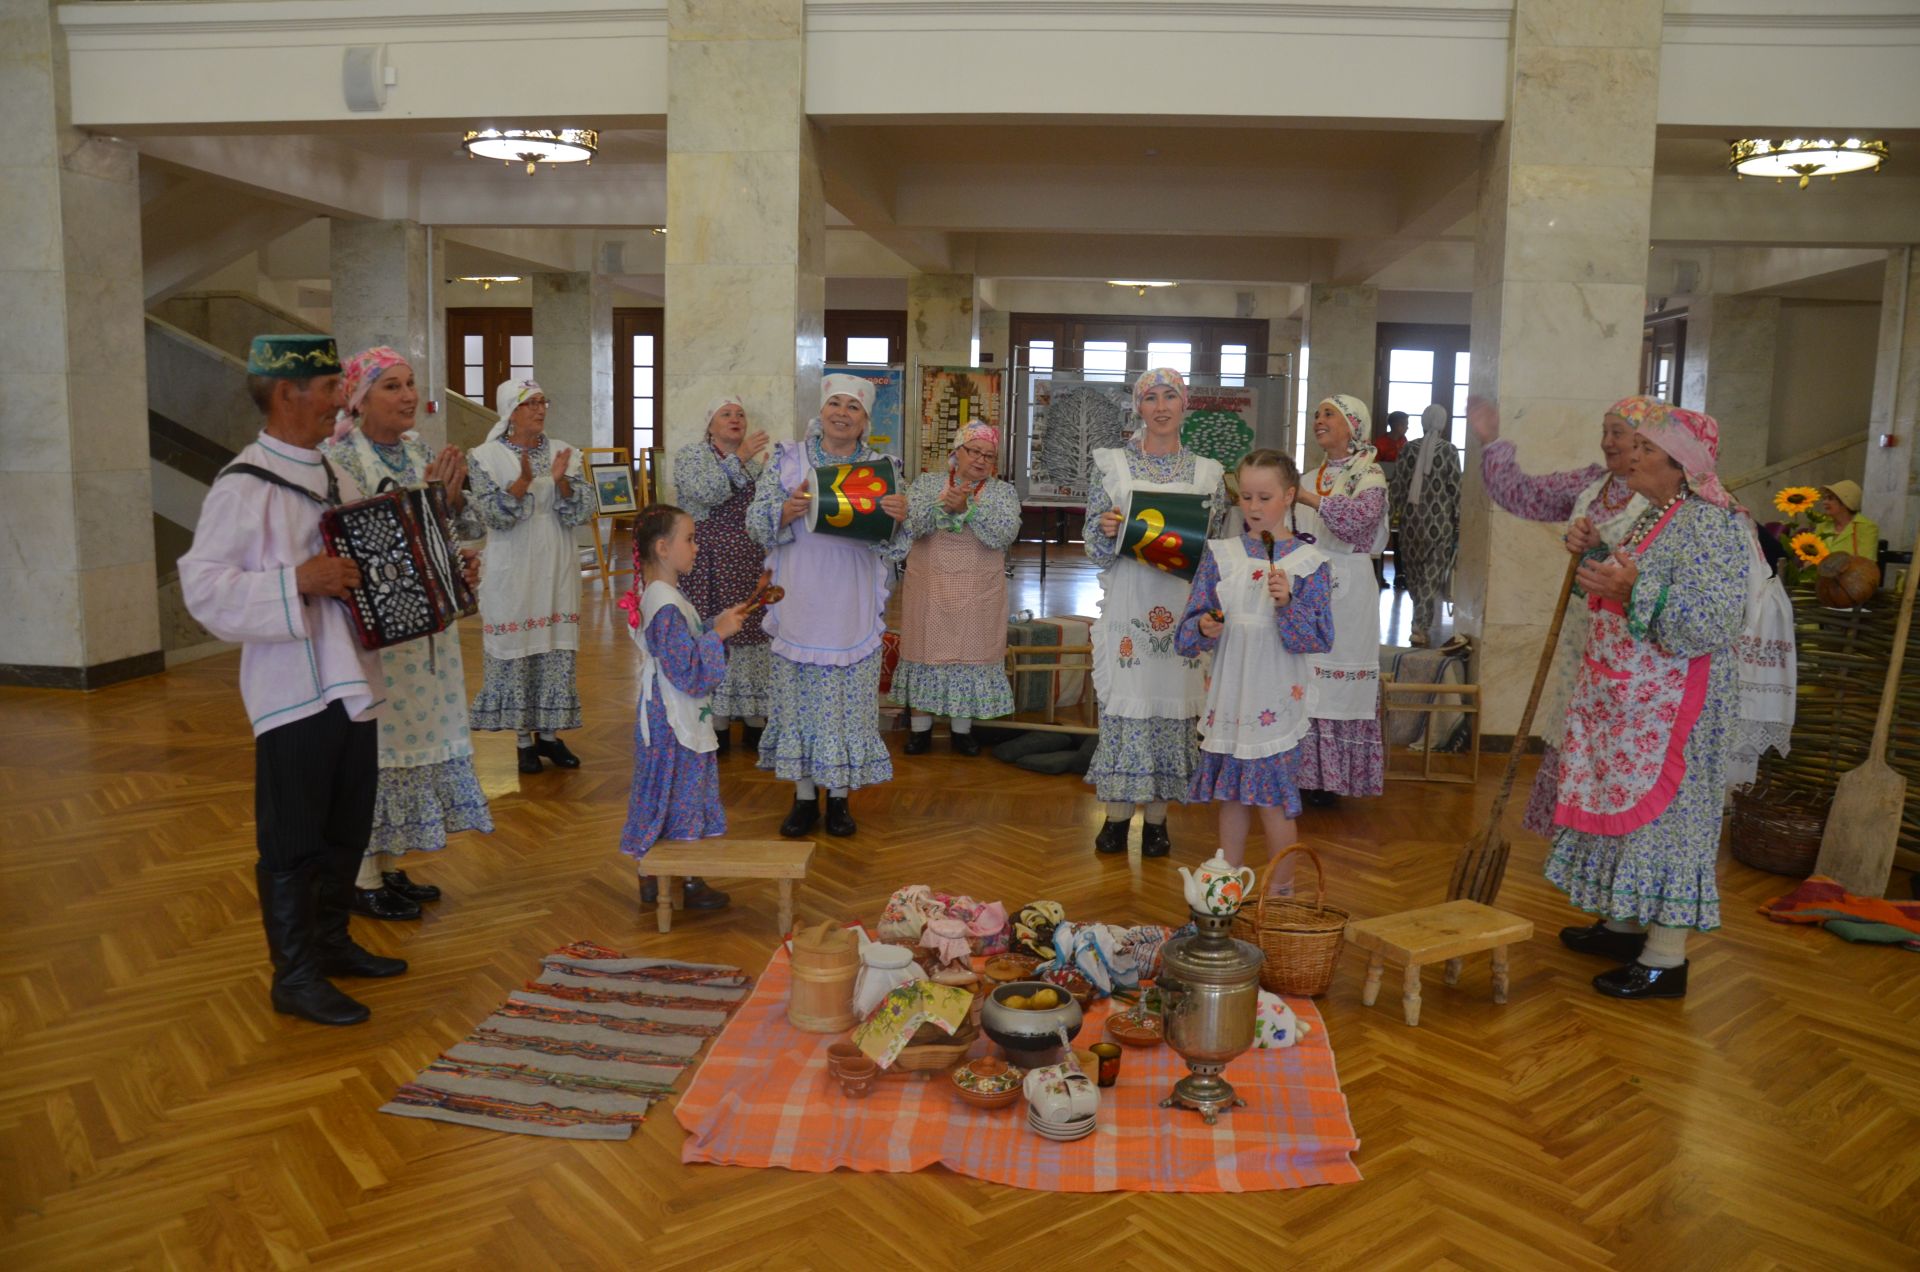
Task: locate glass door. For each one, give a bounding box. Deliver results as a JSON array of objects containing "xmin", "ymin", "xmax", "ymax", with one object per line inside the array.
[{"xmin": 444, "ymin": 308, "xmax": 532, "ymax": 410}]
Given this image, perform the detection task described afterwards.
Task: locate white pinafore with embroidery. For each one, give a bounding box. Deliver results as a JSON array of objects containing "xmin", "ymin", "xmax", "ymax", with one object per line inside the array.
[
  {"xmin": 1199, "ymin": 537, "xmax": 1329, "ymax": 760},
  {"xmin": 1294, "ymin": 456, "xmax": 1386, "ymax": 722}
]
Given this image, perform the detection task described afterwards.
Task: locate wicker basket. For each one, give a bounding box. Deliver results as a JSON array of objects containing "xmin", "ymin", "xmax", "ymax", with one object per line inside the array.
[
  {"xmin": 1729, "ymin": 780, "xmax": 1827, "ymax": 877},
  {"xmin": 886, "ymin": 1019, "xmax": 980, "ymax": 1076},
  {"xmin": 1229, "ymin": 845, "xmax": 1348, "ymax": 997}
]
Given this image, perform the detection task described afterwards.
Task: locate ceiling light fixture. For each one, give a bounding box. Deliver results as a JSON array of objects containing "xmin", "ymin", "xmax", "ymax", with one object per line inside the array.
[
  {"xmin": 455, "ymin": 274, "xmax": 522, "ymax": 291},
  {"xmin": 1108, "ymin": 280, "xmax": 1176, "ymax": 297},
  {"xmin": 1729, "ymin": 137, "xmax": 1887, "ymax": 189},
  {"xmin": 462, "ymin": 127, "xmax": 599, "ymax": 175}
]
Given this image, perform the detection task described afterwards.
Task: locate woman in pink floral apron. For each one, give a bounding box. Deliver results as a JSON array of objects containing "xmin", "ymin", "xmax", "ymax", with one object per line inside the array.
[{"xmin": 1546, "ymin": 409, "xmax": 1749, "ymax": 1000}]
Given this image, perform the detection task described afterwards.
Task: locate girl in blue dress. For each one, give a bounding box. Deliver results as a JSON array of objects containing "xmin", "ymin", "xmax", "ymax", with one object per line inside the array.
[{"xmin": 618, "ymin": 504, "xmax": 750, "ymax": 911}]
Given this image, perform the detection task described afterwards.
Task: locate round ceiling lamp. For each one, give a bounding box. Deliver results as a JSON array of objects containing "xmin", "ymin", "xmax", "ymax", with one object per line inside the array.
[
  {"xmin": 455, "ymin": 274, "xmax": 521, "ymax": 291},
  {"xmin": 1729, "ymin": 137, "xmax": 1887, "ymax": 189},
  {"xmin": 462, "ymin": 127, "xmax": 599, "ymax": 175},
  {"xmin": 1108, "ymin": 280, "xmax": 1176, "ymax": 297}
]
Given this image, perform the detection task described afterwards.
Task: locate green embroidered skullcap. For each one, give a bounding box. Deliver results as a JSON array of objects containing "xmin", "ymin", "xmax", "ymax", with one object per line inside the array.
[{"xmin": 247, "ymin": 334, "xmax": 342, "ymax": 379}]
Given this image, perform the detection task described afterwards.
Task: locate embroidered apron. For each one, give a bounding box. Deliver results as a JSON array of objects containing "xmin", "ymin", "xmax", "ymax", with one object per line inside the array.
[
  {"xmin": 900, "ymin": 507, "xmax": 1008, "ymax": 667},
  {"xmin": 1553, "ymin": 503, "xmax": 1707, "ymax": 835},
  {"xmin": 634, "ymin": 582, "xmax": 718, "ymax": 753},
  {"xmin": 1199, "ymin": 537, "xmax": 1328, "ymax": 759},
  {"xmin": 1535, "ymin": 474, "xmax": 1648, "ymax": 750},
  {"xmin": 1295, "ymin": 457, "xmax": 1386, "ymax": 722},
  {"xmin": 1089, "ymin": 448, "xmax": 1222, "ymax": 719}
]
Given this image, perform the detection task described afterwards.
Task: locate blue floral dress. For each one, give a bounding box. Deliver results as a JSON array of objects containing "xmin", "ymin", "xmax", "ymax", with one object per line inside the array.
[
  {"xmin": 1544, "ymin": 499, "xmax": 1749, "ymax": 931},
  {"xmin": 619, "ymin": 604, "xmax": 728, "ymax": 857}
]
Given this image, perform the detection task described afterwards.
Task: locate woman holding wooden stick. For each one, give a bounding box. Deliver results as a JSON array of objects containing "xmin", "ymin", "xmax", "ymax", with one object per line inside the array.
[{"xmin": 1545, "ymin": 408, "xmax": 1749, "ymax": 999}]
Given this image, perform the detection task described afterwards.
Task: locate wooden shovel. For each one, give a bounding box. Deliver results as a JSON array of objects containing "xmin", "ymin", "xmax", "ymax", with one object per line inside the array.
[
  {"xmin": 1448, "ymin": 552, "xmax": 1582, "ymax": 904},
  {"xmin": 1813, "ymin": 519, "xmax": 1920, "ymax": 897}
]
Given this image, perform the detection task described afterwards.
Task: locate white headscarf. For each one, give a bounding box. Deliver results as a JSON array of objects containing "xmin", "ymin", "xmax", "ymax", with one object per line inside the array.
[
  {"xmin": 703, "ymin": 395, "xmax": 745, "ymax": 430},
  {"xmin": 486, "ymin": 378, "xmax": 544, "ymax": 443},
  {"xmin": 808, "ymin": 373, "xmax": 877, "ymax": 444},
  {"xmin": 1408, "ymin": 403, "xmax": 1450, "ymax": 506}
]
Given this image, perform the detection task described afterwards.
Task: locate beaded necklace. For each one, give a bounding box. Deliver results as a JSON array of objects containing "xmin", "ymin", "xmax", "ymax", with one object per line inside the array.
[
  {"xmin": 367, "ymin": 435, "xmax": 414, "ymax": 479},
  {"xmin": 1314, "ymin": 453, "xmax": 1350, "ymax": 497},
  {"xmin": 1591, "ymin": 475, "xmax": 1634, "ymax": 517},
  {"xmin": 1620, "ymin": 489, "xmax": 1687, "ymax": 551}
]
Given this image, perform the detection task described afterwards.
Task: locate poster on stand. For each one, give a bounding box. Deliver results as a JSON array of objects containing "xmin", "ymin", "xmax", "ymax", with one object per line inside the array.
[
  {"xmin": 1180, "ymin": 385, "xmax": 1259, "ymax": 471},
  {"xmin": 1022, "ymin": 376, "xmax": 1131, "ymax": 507},
  {"xmin": 824, "ymin": 364, "xmax": 905, "ymax": 458},
  {"xmin": 918, "ymin": 367, "xmax": 1003, "ymax": 479}
]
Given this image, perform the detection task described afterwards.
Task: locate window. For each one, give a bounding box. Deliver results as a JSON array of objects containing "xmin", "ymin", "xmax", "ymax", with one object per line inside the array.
[
  {"xmin": 1145, "ymin": 341, "xmax": 1193, "ymax": 377},
  {"xmin": 1452, "ymin": 351, "xmax": 1471, "ymax": 451},
  {"xmin": 825, "ymin": 310, "xmax": 906, "ymax": 365},
  {"xmin": 444, "ymin": 308, "xmax": 532, "ymax": 413},
  {"xmin": 613, "ymin": 308, "xmax": 663, "ymax": 470},
  {"xmin": 461, "ymin": 335, "xmax": 484, "ymax": 398},
  {"xmin": 1294, "ymin": 344, "xmax": 1310, "ymax": 469},
  {"xmin": 631, "ymin": 334, "xmax": 657, "ymax": 452},
  {"xmin": 1082, "ymin": 340, "xmax": 1129, "ymax": 382},
  {"xmin": 508, "ymin": 335, "xmax": 534, "ymax": 386},
  {"xmin": 1374, "ymin": 322, "xmax": 1470, "ymax": 456},
  {"xmin": 1220, "ymin": 343, "xmax": 1248, "ymax": 389},
  {"xmin": 845, "ymin": 336, "xmax": 891, "ymax": 365}
]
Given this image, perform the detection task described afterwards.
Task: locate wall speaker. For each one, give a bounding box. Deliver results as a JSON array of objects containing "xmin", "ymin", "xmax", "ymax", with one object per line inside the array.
[{"xmin": 343, "ymin": 46, "xmax": 388, "ymax": 112}]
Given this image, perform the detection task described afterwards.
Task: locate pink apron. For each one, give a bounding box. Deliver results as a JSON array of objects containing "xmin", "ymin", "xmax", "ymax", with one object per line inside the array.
[
  {"xmin": 899, "ymin": 527, "xmax": 1007, "ymax": 666},
  {"xmin": 1552, "ymin": 504, "xmax": 1712, "ymax": 836}
]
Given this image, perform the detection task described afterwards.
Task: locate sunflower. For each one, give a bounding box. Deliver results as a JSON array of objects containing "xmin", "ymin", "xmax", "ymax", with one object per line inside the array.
[
  {"xmin": 1790, "ymin": 532, "xmax": 1829, "ymax": 567},
  {"xmin": 1775, "ymin": 486, "xmax": 1821, "ymax": 516}
]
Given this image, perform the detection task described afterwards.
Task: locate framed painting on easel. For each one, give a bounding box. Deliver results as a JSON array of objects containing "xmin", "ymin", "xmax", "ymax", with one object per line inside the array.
[{"xmin": 580, "ymin": 446, "xmax": 642, "ymax": 584}]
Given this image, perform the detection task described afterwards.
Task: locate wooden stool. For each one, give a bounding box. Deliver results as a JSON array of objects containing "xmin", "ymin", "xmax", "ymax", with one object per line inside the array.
[
  {"xmin": 1345, "ymin": 899, "xmax": 1534, "ymax": 1026},
  {"xmin": 641, "ymin": 839, "xmax": 814, "ymax": 935}
]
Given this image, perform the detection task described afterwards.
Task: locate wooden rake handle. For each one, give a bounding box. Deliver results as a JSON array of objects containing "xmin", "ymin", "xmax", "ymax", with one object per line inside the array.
[
  {"xmin": 1485, "ymin": 551, "xmax": 1583, "ymax": 827},
  {"xmin": 1867, "ymin": 518, "xmax": 1920, "ymax": 762}
]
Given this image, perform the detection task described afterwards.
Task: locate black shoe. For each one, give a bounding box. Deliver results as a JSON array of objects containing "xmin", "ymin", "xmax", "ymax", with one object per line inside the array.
[
  {"xmin": 1141, "ymin": 822, "xmax": 1172, "ymax": 858},
  {"xmin": 742, "ymin": 724, "xmax": 764, "ymax": 751},
  {"xmin": 351, "ymin": 885, "xmax": 422, "ymax": 921},
  {"xmin": 256, "ymin": 864, "xmax": 370, "ymax": 1026},
  {"xmin": 903, "ymin": 728, "xmax": 932, "ymax": 755},
  {"xmin": 314, "ymin": 859, "xmax": 409, "ymax": 978},
  {"xmin": 382, "ymin": 870, "xmax": 440, "ymax": 904},
  {"xmin": 951, "ymin": 731, "xmax": 981, "ymax": 757},
  {"xmin": 1094, "ymin": 819, "xmax": 1130, "ymax": 855},
  {"xmin": 824, "ymin": 796, "xmax": 857, "ymax": 837},
  {"xmin": 714, "ymin": 727, "xmax": 731, "ymax": 757},
  {"xmin": 534, "ymin": 736, "xmax": 581, "ymax": 768},
  {"xmin": 321, "ymin": 942, "xmax": 408, "ymax": 979},
  {"xmin": 1560, "ymin": 922, "xmax": 1648, "ymax": 962},
  {"xmin": 780, "ymin": 795, "xmax": 820, "ymax": 838},
  {"xmin": 640, "ymin": 875, "xmax": 659, "ymax": 905},
  {"xmin": 1303, "ymin": 789, "xmax": 1337, "ymax": 808},
  {"xmin": 1593, "ymin": 960, "xmax": 1688, "ymax": 999},
  {"xmin": 518, "ymin": 745, "xmax": 542, "ymax": 774},
  {"xmin": 683, "ymin": 878, "xmax": 732, "ymax": 911}
]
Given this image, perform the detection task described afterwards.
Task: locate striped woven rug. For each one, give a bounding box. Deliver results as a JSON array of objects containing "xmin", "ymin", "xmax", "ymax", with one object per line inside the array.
[{"xmin": 380, "ymin": 941, "xmax": 751, "ymax": 1140}]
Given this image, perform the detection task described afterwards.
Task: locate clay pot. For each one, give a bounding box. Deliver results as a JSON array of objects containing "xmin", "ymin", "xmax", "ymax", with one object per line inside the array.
[{"xmin": 1816, "ymin": 551, "xmax": 1881, "ymax": 609}]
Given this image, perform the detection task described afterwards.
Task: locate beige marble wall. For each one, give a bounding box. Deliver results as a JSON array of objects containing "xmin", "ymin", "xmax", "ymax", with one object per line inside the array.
[
  {"xmin": 1862, "ymin": 248, "xmax": 1919, "ymax": 551},
  {"xmin": 532, "ymin": 272, "xmax": 614, "ymax": 452},
  {"xmin": 1304, "ymin": 284, "xmax": 1377, "ymax": 465},
  {"xmin": 906, "ymin": 272, "xmax": 976, "ymax": 472},
  {"xmin": 329, "ymin": 218, "xmax": 441, "ymax": 446},
  {"xmin": 1459, "ymin": 0, "xmax": 1662, "ymax": 733},
  {"xmin": 662, "ymin": 0, "xmax": 822, "ymax": 500},
  {"xmin": 0, "ymin": 0, "xmax": 158, "ymax": 681},
  {"xmin": 1680, "ymin": 293, "xmax": 1777, "ymax": 500}
]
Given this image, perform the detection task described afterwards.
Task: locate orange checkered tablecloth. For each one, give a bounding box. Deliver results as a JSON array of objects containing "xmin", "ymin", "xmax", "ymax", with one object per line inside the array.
[{"xmin": 675, "ymin": 948, "xmax": 1362, "ymax": 1192}]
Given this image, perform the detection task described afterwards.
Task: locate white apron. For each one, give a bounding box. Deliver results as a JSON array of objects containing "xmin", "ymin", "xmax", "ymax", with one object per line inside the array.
[
  {"xmin": 1200, "ymin": 537, "xmax": 1329, "ymax": 759},
  {"xmin": 1089, "ymin": 447, "xmax": 1223, "ymax": 720},
  {"xmin": 634, "ymin": 581, "xmax": 718, "ymax": 753},
  {"xmin": 1727, "ymin": 529, "xmax": 1796, "ymax": 787},
  {"xmin": 470, "ymin": 437, "xmax": 584, "ymax": 661},
  {"xmin": 1295, "ymin": 458, "xmax": 1386, "ymax": 722},
  {"xmin": 1535, "ymin": 474, "xmax": 1648, "ymax": 750}
]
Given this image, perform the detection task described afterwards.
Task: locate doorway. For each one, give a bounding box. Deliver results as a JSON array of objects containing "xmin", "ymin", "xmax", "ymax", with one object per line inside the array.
[{"xmin": 445, "ymin": 308, "xmax": 532, "ymax": 410}]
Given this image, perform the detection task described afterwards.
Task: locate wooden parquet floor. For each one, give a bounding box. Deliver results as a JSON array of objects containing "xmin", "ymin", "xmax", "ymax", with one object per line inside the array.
[{"xmin": 4, "ymin": 570, "xmax": 1918, "ymax": 1271}]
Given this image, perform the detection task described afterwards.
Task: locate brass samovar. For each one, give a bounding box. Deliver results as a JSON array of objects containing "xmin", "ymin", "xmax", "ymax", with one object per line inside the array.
[{"xmin": 1157, "ymin": 907, "xmax": 1264, "ymax": 1123}]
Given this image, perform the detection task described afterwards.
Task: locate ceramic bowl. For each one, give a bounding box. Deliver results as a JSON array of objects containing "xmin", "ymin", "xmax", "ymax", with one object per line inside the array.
[
  {"xmin": 951, "ymin": 1057, "xmax": 1025, "ymax": 1110},
  {"xmin": 979, "ymin": 980, "xmax": 1084, "ymax": 1060},
  {"xmin": 1104, "ymin": 1008, "xmax": 1164, "ymax": 1048},
  {"xmin": 982, "ymin": 954, "xmax": 1040, "ymax": 986}
]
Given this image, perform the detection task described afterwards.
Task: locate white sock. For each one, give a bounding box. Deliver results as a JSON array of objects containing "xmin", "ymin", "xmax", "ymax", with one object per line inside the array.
[
  {"xmin": 537, "ymin": 730, "xmax": 558, "ymax": 742},
  {"xmin": 747, "ymin": 715, "xmax": 766, "ymax": 727},
  {"xmin": 1144, "ymin": 802, "xmax": 1169, "ymax": 826},
  {"xmin": 1604, "ymin": 919, "xmax": 1646, "ymax": 934},
  {"xmin": 712, "ymin": 715, "xmax": 731, "ymax": 732},
  {"xmin": 516, "ymin": 731, "xmax": 534, "ymax": 746},
  {"xmin": 911, "ymin": 714, "xmax": 934, "ymax": 733},
  {"xmin": 1638, "ymin": 925, "xmax": 1688, "ymax": 969},
  {"xmin": 950, "ymin": 717, "xmax": 973, "ymax": 734},
  {"xmin": 355, "ymin": 857, "xmax": 384, "ymax": 889},
  {"xmin": 795, "ymin": 779, "xmax": 816, "ymax": 800},
  {"xmin": 1105, "ymin": 801, "xmax": 1135, "ymax": 823},
  {"xmin": 829, "ymin": 786, "xmax": 849, "ymax": 799}
]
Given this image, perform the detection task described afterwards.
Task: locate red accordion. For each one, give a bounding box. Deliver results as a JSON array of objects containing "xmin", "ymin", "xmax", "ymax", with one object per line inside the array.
[{"xmin": 320, "ymin": 483, "xmax": 476, "ymax": 650}]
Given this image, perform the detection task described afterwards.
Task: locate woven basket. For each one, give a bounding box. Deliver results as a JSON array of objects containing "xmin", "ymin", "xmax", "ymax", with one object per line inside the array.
[
  {"xmin": 888, "ymin": 1019, "xmax": 979, "ymax": 1075},
  {"xmin": 1229, "ymin": 845, "xmax": 1348, "ymax": 997},
  {"xmin": 1729, "ymin": 781, "xmax": 1827, "ymax": 877}
]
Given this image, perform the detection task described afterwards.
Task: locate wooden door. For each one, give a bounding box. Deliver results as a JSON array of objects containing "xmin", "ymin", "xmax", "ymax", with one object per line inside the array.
[
  {"xmin": 445, "ymin": 308, "xmax": 533, "ymax": 410},
  {"xmin": 613, "ymin": 308, "xmax": 665, "ymax": 476}
]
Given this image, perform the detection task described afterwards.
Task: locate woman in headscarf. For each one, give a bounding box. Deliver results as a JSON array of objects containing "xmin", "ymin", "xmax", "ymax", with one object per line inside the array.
[
  {"xmin": 1468, "ymin": 394, "xmax": 1659, "ymax": 832},
  {"xmin": 1292, "ymin": 395, "xmax": 1389, "ymax": 803},
  {"xmin": 466, "ymin": 379, "xmax": 591, "ymax": 773},
  {"xmin": 320, "ymin": 347, "xmax": 492, "ymax": 917},
  {"xmin": 671, "ymin": 395, "xmax": 772, "ymax": 754},
  {"xmin": 1083, "ymin": 367, "xmax": 1228, "ymax": 858},
  {"xmin": 1386, "ymin": 403, "xmax": 1462, "ymax": 647},
  {"xmin": 893, "ymin": 421, "xmax": 1021, "ymax": 755},
  {"xmin": 1546, "ymin": 408, "xmax": 1749, "ymax": 999},
  {"xmin": 747, "ymin": 373, "xmax": 911, "ymax": 838},
  {"xmin": 1818, "ymin": 479, "xmax": 1879, "ymax": 561}
]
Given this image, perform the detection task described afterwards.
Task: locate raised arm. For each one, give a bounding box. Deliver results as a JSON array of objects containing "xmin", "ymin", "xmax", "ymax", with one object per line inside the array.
[
  {"xmin": 1480, "ymin": 439, "xmax": 1607, "ymax": 525},
  {"xmin": 1275, "ymin": 561, "xmax": 1335, "ymax": 654}
]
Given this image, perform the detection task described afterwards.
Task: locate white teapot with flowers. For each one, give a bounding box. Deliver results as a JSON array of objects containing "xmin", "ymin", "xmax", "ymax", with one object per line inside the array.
[{"xmin": 1177, "ymin": 851, "xmax": 1256, "ymax": 917}]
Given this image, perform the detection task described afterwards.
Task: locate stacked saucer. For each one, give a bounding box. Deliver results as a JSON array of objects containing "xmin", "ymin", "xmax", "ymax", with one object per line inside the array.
[{"xmin": 1026, "ymin": 1106, "xmax": 1097, "ymax": 1142}]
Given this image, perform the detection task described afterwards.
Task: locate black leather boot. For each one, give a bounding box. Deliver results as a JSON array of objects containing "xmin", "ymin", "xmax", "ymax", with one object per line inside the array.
[
  {"xmin": 1593, "ymin": 960, "xmax": 1688, "ymax": 999},
  {"xmin": 256, "ymin": 864, "xmax": 370, "ymax": 1025},
  {"xmin": 350, "ymin": 884, "xmax": 422, "ymax": 921},
  {"xmin": 317, "ymin": 856, "xmax": 409, "ymax": 978},
  {"xmin": 824, "ymin": 796, "xmax": 857, "ymax": 837},
  {"xmin": 535, "ymin": 735, "xmax": 581, "ymax": 768},
  {"xmin": 683, "ymin": 877, "xmax": 732, "ymax": 910},
  {"xmin": 382, "ymin": 869, "xmax": 441, "ymax": 903},
  {"xmin": 780, "ymin": 794, "xmax": 820, "ymax": 838},
  {"xmin": 741, "ymin": 724, "xmax": 764, "ymax": 751},
  {"xmin": 950, "ymin": 731, "xmax": 981, "ymax": 756},
  {"xmin": 1560, "ymin": 921, "xmax": 1648, "ymax": 962},
  {"xmin": 1094, "ymin": 819, "xmax": 1130, "ymax": 855},
  {"xmin": 903, "ymin": 728, "xmax": 932, "ymax": 755},
  {"xmin": 517, "ymin": 744, "xmax": 542, "ymax": 774},
  {"xmin": 1140, "ymin": 821, "xmax": 1172, "ymax": 858}
]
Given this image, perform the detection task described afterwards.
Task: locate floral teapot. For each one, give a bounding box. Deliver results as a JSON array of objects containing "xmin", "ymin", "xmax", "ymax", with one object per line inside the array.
[{"xmin": 1177, "ymin": 851, "xmax": 1256, "ymax": 917}]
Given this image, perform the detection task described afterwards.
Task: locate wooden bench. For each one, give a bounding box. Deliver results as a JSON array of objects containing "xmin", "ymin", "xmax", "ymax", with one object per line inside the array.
[
  {"xmin": 642, "ymin": 839, "xmax": 814, "ymax": 935},
  {"xmin": 1345, "ymin": 899, "xmax": 1534, "ymax": 1027}
]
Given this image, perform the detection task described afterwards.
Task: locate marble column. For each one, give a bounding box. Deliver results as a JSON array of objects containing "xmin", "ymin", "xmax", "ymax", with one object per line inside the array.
[
  {"xmin": 906, "ymin": 272, "xmax": 977, "ymax": 471},
  {"xmin": 1680, "ymin": 292, "xmax": 1778, "ymax": 502},
  {"xmin": 532, "ymin": 272, "xmax": 614, "ymax": 451},
  {"xmin": 1304, "ymin": 284, "xmax": 1377, "ymax": 465},
  {"xmin": 1458, "ymin": 0, "xmax": 1663, "ymax": 734},
  {"xmin": 1862, "ymin": 247, "xmax": 1919, "ymax": 550},
  {"xmin": 329, "ymin": 219, "xmax": 436, "ymax": 442},
  {"xmin": 0, "ymin": 0, "xmax": 160, "ymax": 686},
  {"xmin": 663, "ymin": 0, "xmax": 823, "ymax": 499}
]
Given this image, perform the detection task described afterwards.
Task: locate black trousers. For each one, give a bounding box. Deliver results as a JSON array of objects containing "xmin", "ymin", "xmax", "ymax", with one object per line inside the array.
[{"xmin": 254, "ymin": 701, "xmax": 377, "ymax": 873}]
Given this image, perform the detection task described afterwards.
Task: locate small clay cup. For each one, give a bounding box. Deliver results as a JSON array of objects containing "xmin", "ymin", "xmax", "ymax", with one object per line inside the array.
[
  {"xmin": 826, "ymin": 1041, "xmax": 865, "ymax": 1079},
  {"xmin": 1090, "ymin": 1042, "xmax": 1122, "ymax": 1088},
  {"xmin": 838, "ymin": 1056, "xmax": 877, "ymax": 1097}
]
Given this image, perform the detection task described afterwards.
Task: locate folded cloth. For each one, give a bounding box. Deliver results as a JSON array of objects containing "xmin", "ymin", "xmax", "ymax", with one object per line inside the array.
[
  {"xmin": 851, "ymin": 980, "xmax": 974, "ymax": 1068},
  {"xmin": 1760, "ymin": 874, "xmax": 1920, "ymax": 948}
]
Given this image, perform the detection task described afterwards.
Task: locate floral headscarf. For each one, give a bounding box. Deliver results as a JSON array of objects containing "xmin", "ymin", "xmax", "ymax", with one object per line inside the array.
[
  {"xmin": 1133, "ymin": 367, "xmax": 1188, "ymax": 411},
  {"xmin": 1641, "ymin": 407, "xmax": 1731, "ymax": 509},
  {"xmin": 332, "ymin": 345, "xmax": 410, "ymax": 441},
  {"xmin": 1606, "ymin": 395, "xmax": 1673, "ymax": 430}
]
